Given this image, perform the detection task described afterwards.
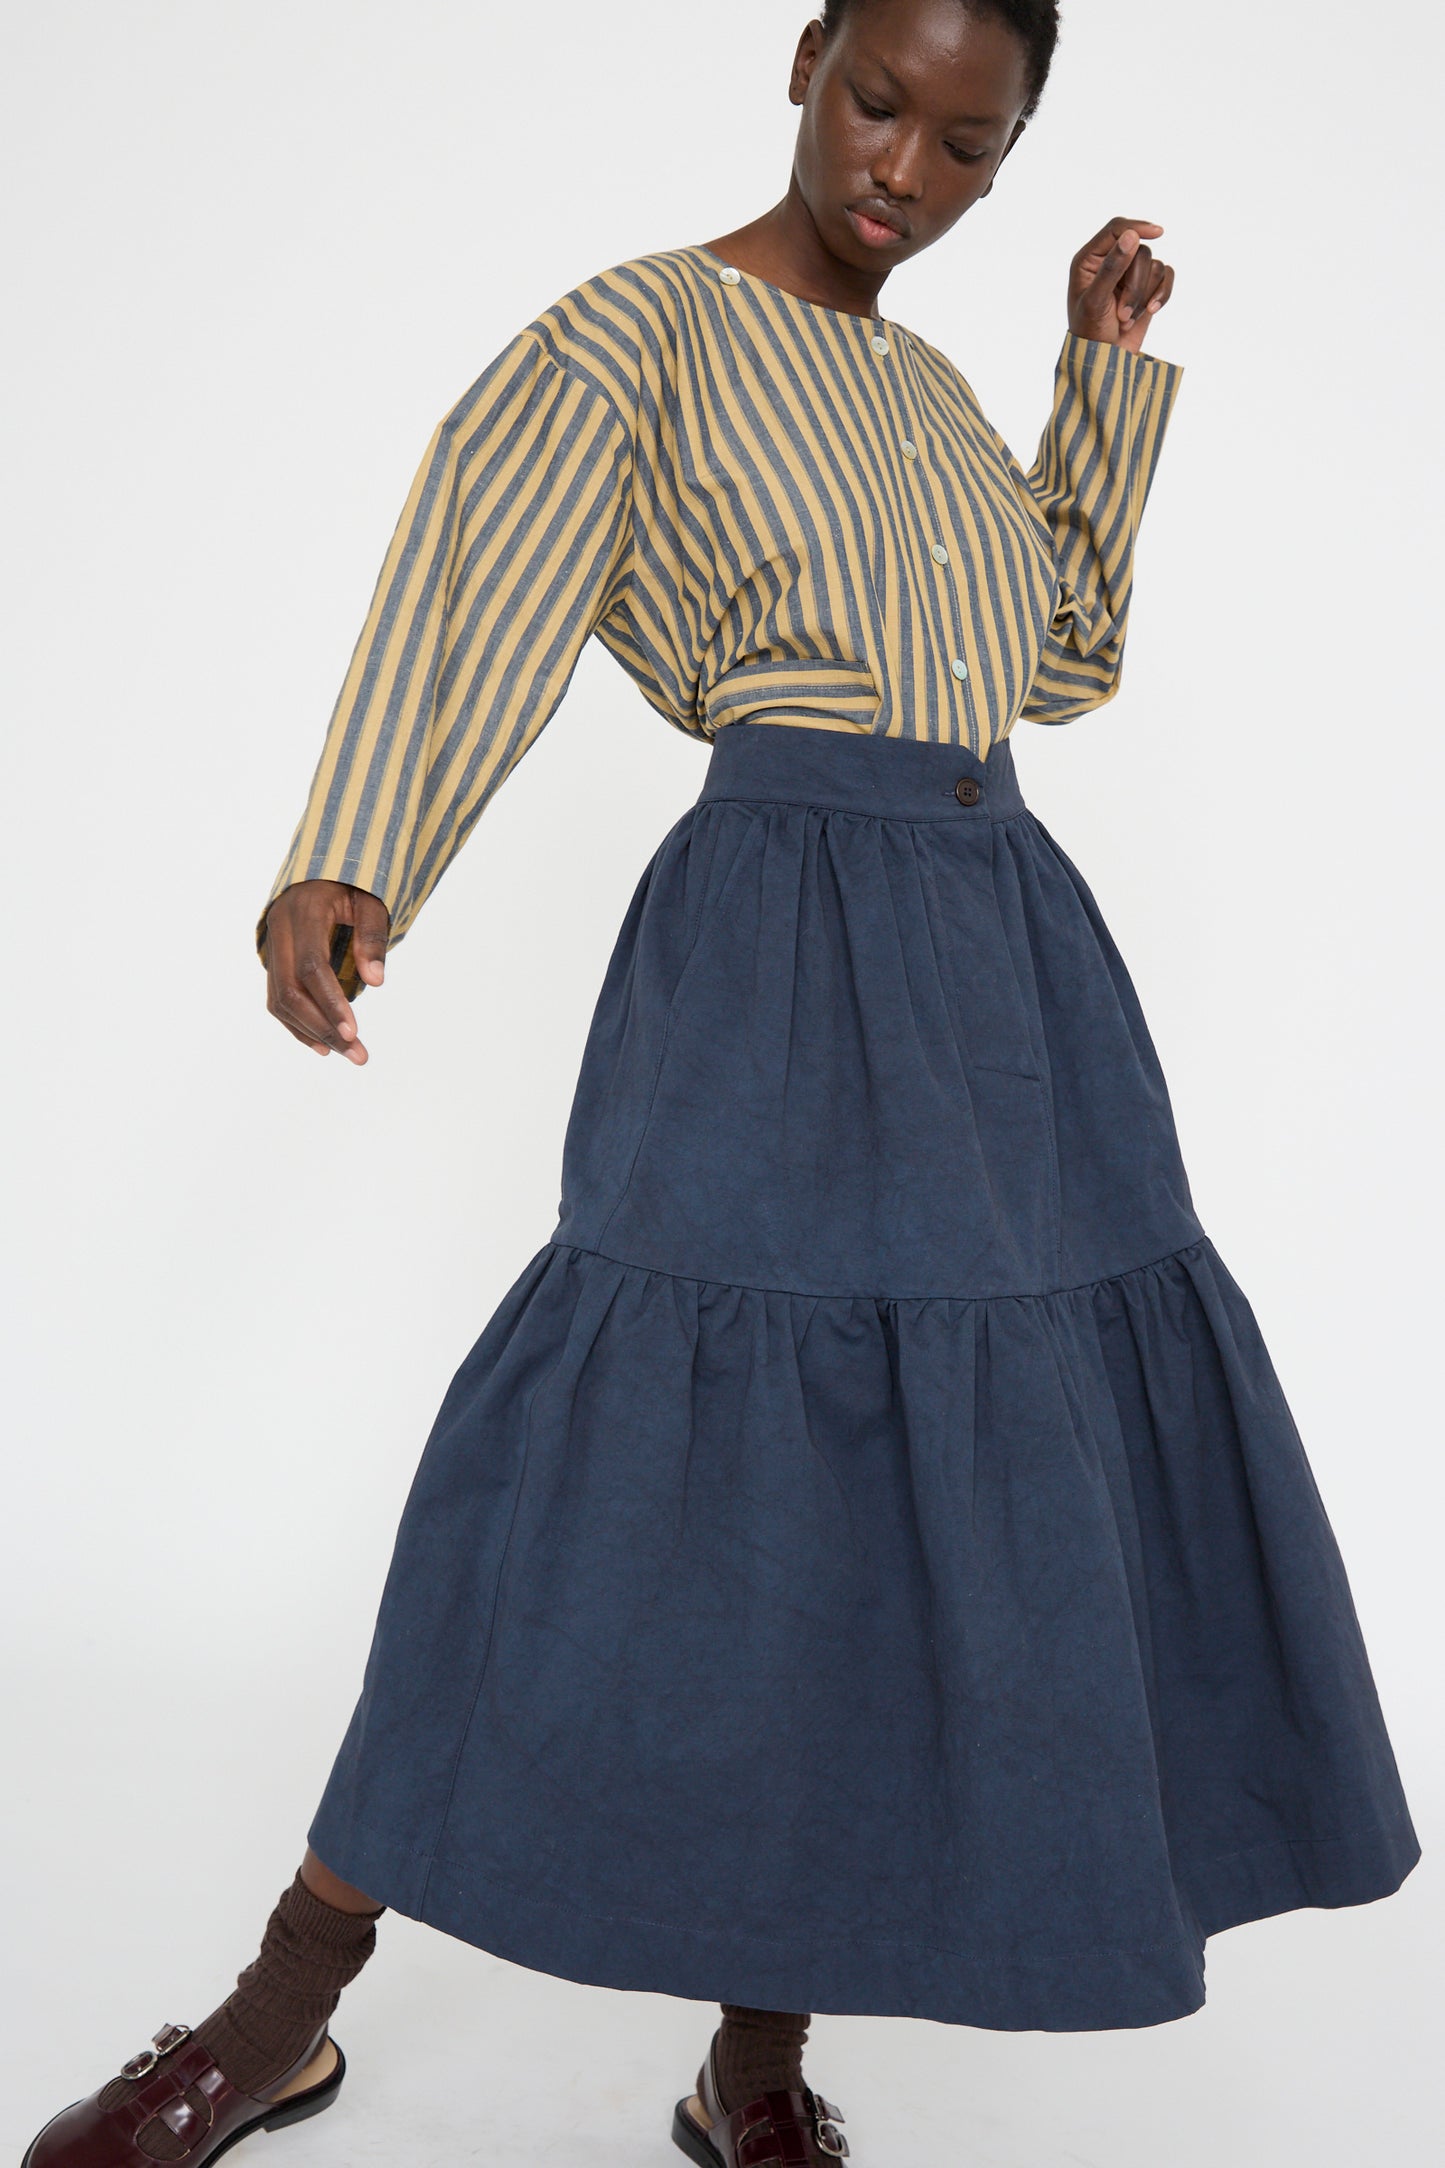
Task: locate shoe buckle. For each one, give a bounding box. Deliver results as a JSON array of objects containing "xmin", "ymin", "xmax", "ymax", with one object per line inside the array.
[
  {"xmin": 119, "ymin": 2023, "xmax": 192, "ymax": 2081},
  {"xmin": 810, "ymin": 2089, "xmax": 848, "ymax": 2157}
]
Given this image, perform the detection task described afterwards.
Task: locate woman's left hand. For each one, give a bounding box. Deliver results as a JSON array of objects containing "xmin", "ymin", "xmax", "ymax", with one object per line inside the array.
[{"xmin": 1067, "ymin": 217, "xmax": 1175, "ymax": 353}]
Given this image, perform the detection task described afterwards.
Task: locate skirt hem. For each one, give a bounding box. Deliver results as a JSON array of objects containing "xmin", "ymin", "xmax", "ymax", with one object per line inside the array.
[{"xmin": 305, "ymin": 1809, "xmax": 1419, "ymax": 2033}]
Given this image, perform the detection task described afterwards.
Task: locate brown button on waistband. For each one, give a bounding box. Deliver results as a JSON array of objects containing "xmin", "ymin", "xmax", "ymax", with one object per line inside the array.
[{"xmin": 954, "ymin": 777, "xmax": 981, "ymax": 806}]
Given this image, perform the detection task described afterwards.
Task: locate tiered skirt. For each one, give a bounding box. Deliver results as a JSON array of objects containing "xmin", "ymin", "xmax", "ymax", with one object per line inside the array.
[{"xmin": 307, "ymin": 719, "xmax": 1418, "ymax": 2030}]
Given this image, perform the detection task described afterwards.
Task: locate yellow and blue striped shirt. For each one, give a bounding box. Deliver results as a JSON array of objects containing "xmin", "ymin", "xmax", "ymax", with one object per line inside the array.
[{"xmin": 256, "ymin": 242, "xmax": 1182, "ymax": 992}]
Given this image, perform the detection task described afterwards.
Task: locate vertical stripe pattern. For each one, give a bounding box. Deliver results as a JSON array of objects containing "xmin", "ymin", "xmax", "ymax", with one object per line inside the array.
[{"xmin": 257, "ymin": 244, "xmax": 1182, "ymax": 985}]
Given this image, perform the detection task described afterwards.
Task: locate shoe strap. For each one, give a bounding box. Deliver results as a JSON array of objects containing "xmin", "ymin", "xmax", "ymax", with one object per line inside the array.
[
  {"xmin": 729, "ymin": 2087, "xmax": 850, "ymax": 2166},
  {"xmin": 107, "ymin": 2032, "xmax": 232, "ymax": 2154},
  {"xmin": 699, "ymin": 2031, "xmax": 849, "ymax": 2165}
]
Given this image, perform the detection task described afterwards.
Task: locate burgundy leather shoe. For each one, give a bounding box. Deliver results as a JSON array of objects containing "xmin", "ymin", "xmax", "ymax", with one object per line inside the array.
[
  {"xmin": 671, "ymin": 2028, "xmax": 849, "ymax": 2166},
  {"xmin": 21, "ymin": 2019, "xmax": 346, "ymax": 2166}
]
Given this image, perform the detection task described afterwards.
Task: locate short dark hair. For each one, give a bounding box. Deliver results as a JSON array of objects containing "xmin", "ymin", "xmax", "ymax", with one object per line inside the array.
[{"xmin": 818, "ymin": 0, "xmax": 1061, "ymax": 124}]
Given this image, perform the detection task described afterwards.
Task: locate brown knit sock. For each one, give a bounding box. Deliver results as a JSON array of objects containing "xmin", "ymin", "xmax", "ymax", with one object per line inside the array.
[
  {"xmin": 98, "ymin": 1869, "xmax": 383, "ymax": 2161},
  {"xmin": 707, "ymin": 2003, "xmax": 812, "ymax": 2116}
]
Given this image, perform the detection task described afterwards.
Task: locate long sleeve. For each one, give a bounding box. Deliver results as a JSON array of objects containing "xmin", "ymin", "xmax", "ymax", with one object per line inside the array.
[
  {"xmin": 255, "ymin": 328, "xmax": 635, "ymax": 995},
  {"xmin": 1014, "ymin": 331, "xmax": 1183, "ymax": 725}
]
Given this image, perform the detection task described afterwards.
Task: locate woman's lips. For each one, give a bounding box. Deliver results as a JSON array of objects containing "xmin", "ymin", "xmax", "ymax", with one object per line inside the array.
[{"xmin": 848, "ymin": 206, "xmax": 904, "ymax": 248}]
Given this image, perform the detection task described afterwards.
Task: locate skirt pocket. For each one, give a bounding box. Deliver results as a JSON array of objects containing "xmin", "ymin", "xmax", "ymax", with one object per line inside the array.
[{"xmin": 553, "ymin": 799, "xmax": 754, "ymax": 1254}]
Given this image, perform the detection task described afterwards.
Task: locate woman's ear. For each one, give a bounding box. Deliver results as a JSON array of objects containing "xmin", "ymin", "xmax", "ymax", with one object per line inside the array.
[{"xmin": 985, "ymin": 117, "xmax": 1028, "ymax": 195}]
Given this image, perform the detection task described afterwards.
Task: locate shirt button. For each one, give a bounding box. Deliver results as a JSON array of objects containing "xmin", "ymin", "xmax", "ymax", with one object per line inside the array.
[
  {"xmin": 931, "ymin": 543, "xmax": 949, "ymax": 564},
  {"xmin": 870, "ymin": 334, "xmax": 889, "ymax": 354},
  {"xmin": 954, "ymin": 777, "xmax": 981, "ymax": 806},
  {"xmin": 950, "ymin": 657, "xmax": 969, "ymax": 680},
  {"xmin": 901, "ymin": 439, "xmax": 918, "ymax": 459},
  {"xmin": 718, "ymin": 265, "xmax": 741, "ymax": 285}
]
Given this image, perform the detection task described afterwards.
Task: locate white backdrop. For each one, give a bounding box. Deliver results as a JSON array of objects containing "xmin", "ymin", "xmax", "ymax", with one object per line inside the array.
[{"xmin": 3, "ymin": 2, "xmax": 1440, "ymax": 2163}]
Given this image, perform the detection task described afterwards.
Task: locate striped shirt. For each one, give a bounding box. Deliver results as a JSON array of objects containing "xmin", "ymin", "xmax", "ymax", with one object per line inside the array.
[{"xmin": 256, "ymin": 242, "xmax": 1183, "ymax": 991}]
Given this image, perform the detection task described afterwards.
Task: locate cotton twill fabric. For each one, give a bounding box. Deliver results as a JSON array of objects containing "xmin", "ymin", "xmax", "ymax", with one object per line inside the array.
[{"xmin": 306, "ymin": 722, "xmax": 1419, "ymax": 2031}]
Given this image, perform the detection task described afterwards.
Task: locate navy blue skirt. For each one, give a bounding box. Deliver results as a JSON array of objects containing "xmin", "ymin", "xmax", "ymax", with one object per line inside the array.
[{"xmin": 308, "ymin": 720, "xmax": 1418, "ymax": 2030}]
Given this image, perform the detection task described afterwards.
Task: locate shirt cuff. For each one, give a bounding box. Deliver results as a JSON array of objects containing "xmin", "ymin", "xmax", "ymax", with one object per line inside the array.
[{"xmin": 1058, "ymin": 328, "xmax": 1184, "ymax": 399}]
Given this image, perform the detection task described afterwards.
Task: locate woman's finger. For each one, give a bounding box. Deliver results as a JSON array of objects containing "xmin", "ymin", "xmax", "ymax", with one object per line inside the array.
[
  {"xmin": 1078, "ymin": 227, "xmax": 1143, "ymax": 308},
  {"xmin": 293, "ymin": 945, "xmax": 369, "ymax": 1062},
  {"xmin": 1117, "ymin": 243, "xmax": 1155, "ymax": 322},
  {"xmin": 1116, "ymin": 260, "xmax": 1176, "ymax": 350},
  {"xmin": 266, "ymin": 925, "xmax": 356, "ymax": 1055},
  {"xmin": 262, "ymin": 884, "xmax": 371, "ymax": 1062},
  {"xmin": 1071, "ymin": 218, "xmax": 1160, "ymax": 305},
  {"xmin": 1074, "ymin": 215, "xmax": 1164, "ymax": 271},
  {"xmin": 272, "ymin": 1005, "xmax": 334, "ymax": 1056},
  {"xmin": 265, "ymin": 953, "xmax": 347, "ymax": 1056},
  {"xmin": 348, "ymin": 890, "xmax": 391, "ymax": 990}
]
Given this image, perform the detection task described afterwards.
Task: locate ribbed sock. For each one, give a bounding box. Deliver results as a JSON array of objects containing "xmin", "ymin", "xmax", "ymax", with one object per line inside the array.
[
  {"xmin": 99, "ymin": 1869, "xmax": 383, "ymax": 2161},
  {"xmin": 708, "ymin": 2003, "xmax": 812, "ymax": 2116}
]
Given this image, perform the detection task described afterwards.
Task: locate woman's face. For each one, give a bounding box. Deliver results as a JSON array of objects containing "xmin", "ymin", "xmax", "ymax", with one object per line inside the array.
[{"xmin": 792, "ymin": 0, "xmax": 1032, "ymax": 273}]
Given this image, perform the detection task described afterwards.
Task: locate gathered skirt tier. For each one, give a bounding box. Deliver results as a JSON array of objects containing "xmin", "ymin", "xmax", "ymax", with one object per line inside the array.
[{"xmin": 307, "ymin": 718, "xmax": 1418, "ymax": 2031}]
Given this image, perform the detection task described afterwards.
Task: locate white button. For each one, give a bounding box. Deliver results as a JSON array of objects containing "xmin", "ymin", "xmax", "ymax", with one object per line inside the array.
[
  {"xmin": 931, "ymin": 543, "xmax": 949, "ymax": 564},
  {"xmin": 901, "ymin": 439, "xmax": 918, "ymax": 459},
  {"xmin": 718, "ymin": 265, "xmax": 740, "ymax": 286},
  {"xmin": 950, "ymin": 658, "xmax": 969, "ymax": 680},
  {"xmin": 870, "ymin": 334, "xmax": 889, "ymax": 354}
]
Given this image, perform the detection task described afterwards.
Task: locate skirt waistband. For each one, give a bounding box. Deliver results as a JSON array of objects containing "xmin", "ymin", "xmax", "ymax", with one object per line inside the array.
[{"xmin": 698, "ymin": 718, "xmax": 1026, "ymax": 823}]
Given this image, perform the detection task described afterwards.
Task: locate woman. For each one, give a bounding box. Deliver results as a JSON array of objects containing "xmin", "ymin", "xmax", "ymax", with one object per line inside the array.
[{"xmin": 25, "ymin": 3, "xmax": 1419, "ymax": 2164}]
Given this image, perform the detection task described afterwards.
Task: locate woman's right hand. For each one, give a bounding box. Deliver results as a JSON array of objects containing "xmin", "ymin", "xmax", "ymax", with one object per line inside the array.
[{"xmin": 263, "ymin": 879, "xmax": 390, "ymax": 1063}]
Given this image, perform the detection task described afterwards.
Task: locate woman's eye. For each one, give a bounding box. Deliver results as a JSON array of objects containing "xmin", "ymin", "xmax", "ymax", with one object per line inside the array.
[{"xmin": 852, "ymin": 87, "xmax": 985, "ymax": 163}]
